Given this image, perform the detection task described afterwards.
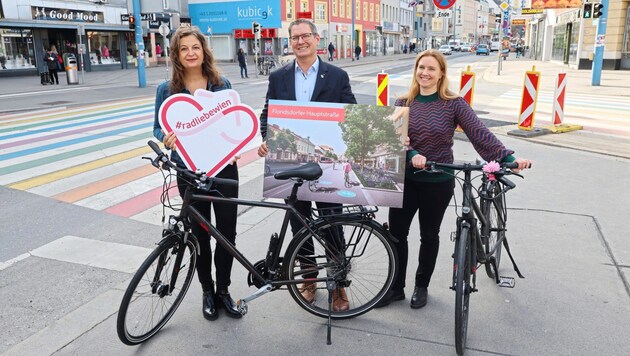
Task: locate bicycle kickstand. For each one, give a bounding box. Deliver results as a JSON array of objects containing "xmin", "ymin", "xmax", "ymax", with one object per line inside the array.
[{"xmin": 326, "ymin": 279, "xmax": 336, "ymax": 345}]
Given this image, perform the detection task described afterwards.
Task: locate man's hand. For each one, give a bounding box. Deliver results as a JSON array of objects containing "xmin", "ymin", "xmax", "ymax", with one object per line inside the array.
[
  {"xmin": 411, "ymin": 153, "xmax": 427, "ymax": 169},
  {"xmin": 162, "ymin": 130, "xmax": 177, "ymax": 151},
  {"xmin": 258, "ymin": 142, "xmax": 269, "ymax": 157}
]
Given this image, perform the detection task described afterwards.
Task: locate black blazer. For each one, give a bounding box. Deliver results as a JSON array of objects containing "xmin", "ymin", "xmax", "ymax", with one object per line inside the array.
[{"xmin": 259, "ymin": 57, "xmax": 356, "ymax": 139}]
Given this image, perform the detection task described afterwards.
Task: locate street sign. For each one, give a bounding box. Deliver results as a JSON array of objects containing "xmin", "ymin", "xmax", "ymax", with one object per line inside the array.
[
  {"xmin": 159, "ymin": 24, "xmax": 170, "ymax": 37},
  {"xmin": 433, "ymin": 0, "xmax": 456, "ymax": 10},
  {"xmin": 121, "ymin": 13, "xmax": 156, "ymax": 21},
  {"xmin": 500, "ymin": 2, "xmax": 510, "ymax": 11}
]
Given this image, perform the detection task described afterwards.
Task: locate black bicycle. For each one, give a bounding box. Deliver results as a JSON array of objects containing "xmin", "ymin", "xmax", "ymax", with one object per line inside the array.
[
  {"xmin": 116, "ymin": 141, "xmax": 397, "ymax": 346},
  {"xmin": 423, "ymin": 160, "xmax": 525, "ymax": 356}
]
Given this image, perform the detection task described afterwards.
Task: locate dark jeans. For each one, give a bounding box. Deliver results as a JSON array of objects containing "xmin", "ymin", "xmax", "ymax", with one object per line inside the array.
[
  {"xmin": 289, "ymin": 200, "xmax": 343, "ymax": 279},
  {"xmin": 177, "ymin": 163, "xmax": 239, "ymax": 291},
  {"xmin": 239, "ymin": 64, "xmax": 248, "ymax": 78},
  {"xmin": 388, "ymin": 178, "xmax": 454, "ymax": 291},
  {"xmin": 49, "ymin": 69, "xmax": 58, "ymax": 84}
]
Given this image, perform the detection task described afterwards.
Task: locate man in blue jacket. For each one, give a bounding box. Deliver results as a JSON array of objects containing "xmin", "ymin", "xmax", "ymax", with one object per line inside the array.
[{"xmin": 257, "ymin": 18, "xmax": 356, "ymax": 312}]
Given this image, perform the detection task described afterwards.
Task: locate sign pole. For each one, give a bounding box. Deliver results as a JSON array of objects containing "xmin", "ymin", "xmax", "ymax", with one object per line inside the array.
[
  {"xmin": 132, "ymin": 0, "xmax": 146, "ymax": 88},
  {"xmin": 591, "ymin": 0, "xmax": 609, "ymax": 86}
]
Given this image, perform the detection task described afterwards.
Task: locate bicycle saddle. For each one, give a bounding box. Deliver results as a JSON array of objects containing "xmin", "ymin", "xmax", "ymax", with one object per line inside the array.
[{"xmin": 274, "ymin": 162, "xmax": 323, "ymax": 181}]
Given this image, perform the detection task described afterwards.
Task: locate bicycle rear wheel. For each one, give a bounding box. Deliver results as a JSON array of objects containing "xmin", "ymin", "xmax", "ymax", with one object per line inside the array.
[
  {"xmin": 454, "ymin": 225, "xmax": 472, "ymax": 356},
  {"xmin": 284, "ymin": 219, "xmax": 396, "ymax": 319},
  {"xmin": 481, "ymin": 182, "xmax": 505, "ymax": 279},
  {"xmin": 117, "ymin": 234, "xmax": 198, "ymax": 345}
]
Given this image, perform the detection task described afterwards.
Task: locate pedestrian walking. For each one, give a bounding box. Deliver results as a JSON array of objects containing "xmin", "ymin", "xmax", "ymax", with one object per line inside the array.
[
  {"xmin": 374, "ymin": 49, "xmax": 532, "ymax": 309},
  {"xmin": 153, "ymin": 25, "xmax": 243, "ymax": 321},
  {"xmin": 257, "ymin": 18, "xmax": 357, "ymax": 312},
  {"xmin": 155, "ymin": 43, "xmax": 162, "ymax": 57},
  {"xmin": 328, "ymin": 41, "xmax": 335, "ymax": 61},
  {"xmin": 237, "ymin": 48, "xmax": 248, "ymax": 78},
  {"xmin": 355, "ymin": 44, "xmax": 361, "ymax": 60}
]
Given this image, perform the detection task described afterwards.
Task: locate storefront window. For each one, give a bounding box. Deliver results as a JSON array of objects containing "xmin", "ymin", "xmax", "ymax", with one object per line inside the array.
[
  {"xmin": 0, "ymin": 28, "xmax": 36, "ymax": 70},
  {"xmin": 87, "ymin": 31, "xmax": 120, "ymax": 65},
  {"xmin": 551, "ymin": 25, "xmax": 565, "ymax": 62}
]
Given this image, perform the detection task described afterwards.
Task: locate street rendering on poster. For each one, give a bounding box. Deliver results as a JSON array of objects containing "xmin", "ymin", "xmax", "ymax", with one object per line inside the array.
[{"xmin": 263, "ymin": 100, "xmax": 408, "ymax": 208}]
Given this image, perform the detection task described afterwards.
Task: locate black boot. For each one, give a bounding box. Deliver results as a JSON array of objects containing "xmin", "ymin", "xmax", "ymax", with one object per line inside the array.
[
  {"xmin": 410, "ymin": 286, "xmax": 428, "ymax": 309},
  {"xmin": 374, "ymin": 289, "xmax": 405, "ymax": 308},
  {"xmin": 202, "ymin": 286, "xmax": 218, "ymax": 321},
  {"xmin": 216, "ymin": 288, "xmax": 242, "ymax": 319}
]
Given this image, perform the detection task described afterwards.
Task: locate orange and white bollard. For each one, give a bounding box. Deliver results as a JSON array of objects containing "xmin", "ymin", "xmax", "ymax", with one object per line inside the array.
[
  {"xmin": 377, "ymin": 72, "xmax": 389, "ymax": 106},
  {"xmin": 459, "ymin": 65, "xmax": 476, "ymax": 107},
  {"xmin": 517, "ymin": 66, "xmax": 540, "ymax": 131},
  {"xmin": 545, "ymin": 72, "xmax": 582, "ymax": 133}
]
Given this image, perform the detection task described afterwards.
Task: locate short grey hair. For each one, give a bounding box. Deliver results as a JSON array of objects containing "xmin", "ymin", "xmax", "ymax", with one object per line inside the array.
[{"xmin": 288, "ymin": 19, "xmax": 318, "ymax": 37}]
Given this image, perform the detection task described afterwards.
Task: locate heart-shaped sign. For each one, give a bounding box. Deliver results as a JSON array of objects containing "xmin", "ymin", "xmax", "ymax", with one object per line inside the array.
[{"xmin": 159, "ymin": 89, "xmax": 258, "ymax": 177}]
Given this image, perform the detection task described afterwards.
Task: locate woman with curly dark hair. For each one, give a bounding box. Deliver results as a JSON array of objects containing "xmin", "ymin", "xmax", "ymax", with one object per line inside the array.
[{"xmin": 152, "ymin": 26, "xmax": 242, "ymax": 321}]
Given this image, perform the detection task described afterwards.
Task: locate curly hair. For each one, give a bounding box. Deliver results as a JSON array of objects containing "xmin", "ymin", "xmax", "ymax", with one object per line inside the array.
[
  {"xmin": 168, "ymin": 26, "xmax": 222, "ymax": 93},
  {"xmin": 400, "ymin": 49, "xmax": 458, "ymax": 106}
]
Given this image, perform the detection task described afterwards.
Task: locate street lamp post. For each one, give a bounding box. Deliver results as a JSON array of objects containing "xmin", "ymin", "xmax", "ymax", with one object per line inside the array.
[{"xmin": 351, "ymin": 0, "xmax": 355, "ymax": 61}]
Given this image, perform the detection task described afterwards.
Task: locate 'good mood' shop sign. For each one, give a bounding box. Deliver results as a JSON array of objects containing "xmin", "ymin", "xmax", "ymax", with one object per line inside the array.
[{"xmin": 31, "ymin": 7, "xmax": 104, "ymax": 23}]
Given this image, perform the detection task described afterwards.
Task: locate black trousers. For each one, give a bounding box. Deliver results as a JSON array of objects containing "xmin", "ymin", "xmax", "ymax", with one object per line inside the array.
[
  {"xmin": 177, "ymin": 163, "xmax": 239, "ymax": 291},
  {"xmin": 49, "ymin": 69, "xmax": 58, "ymax": 84},
  {"xmin": 388, "ymin": 178, "xmax": 454, "ymax": 291},
  {"xmin": 289, "ymin": 200, "xmax": 343, "ymax": 279}
]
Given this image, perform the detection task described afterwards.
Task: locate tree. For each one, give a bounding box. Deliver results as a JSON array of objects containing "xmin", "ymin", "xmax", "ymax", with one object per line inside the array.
[
  {"xmin": 338, "ymin": 105, "xmax": 399, "ymax": 167},
  {"xmin": 267, "ymin": 128, "xmax": 297, "ymax": 159}
]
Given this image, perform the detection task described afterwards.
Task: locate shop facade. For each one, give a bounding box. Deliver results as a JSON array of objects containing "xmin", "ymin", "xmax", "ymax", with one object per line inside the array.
[{"xmin": 0, "ymin": 1, "xmax": 132, "ymax": 77}]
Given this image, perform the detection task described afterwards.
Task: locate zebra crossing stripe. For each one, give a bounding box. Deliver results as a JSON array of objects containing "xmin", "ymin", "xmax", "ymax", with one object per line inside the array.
[
  {"xmin": 0, "ymin": 98, "xmax": 152, "ymax": 127},
  {"xmin": 8, "ymin": 146, "xmax": 153, "ymax": 190},
  {"xmin": 52, "ymin": 164, "xmax": 159, "ymax": 203},
  {"xmin": 0, "ymin": 106, "xmax": 152, "ymax": 137},
  {"xmin": 1, "ymin": 132, "xmax": 151, "ymax": 176}
]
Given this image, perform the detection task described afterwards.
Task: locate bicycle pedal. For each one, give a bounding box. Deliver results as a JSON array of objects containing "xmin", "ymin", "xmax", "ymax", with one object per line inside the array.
[{"xmin": 498, "ymin": 276, "xmax": 515, "ymax": 288}]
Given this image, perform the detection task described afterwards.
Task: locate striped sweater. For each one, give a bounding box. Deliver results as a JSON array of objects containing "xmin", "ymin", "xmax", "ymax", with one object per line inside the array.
[{"xmin": 398, "ymin": 93, "xmax": 514, "ymax": 182}]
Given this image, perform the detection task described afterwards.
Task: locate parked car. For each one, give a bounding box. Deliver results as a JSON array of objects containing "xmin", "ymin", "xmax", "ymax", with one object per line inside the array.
[
  {"xmin": 476, "ymin": 44, "xmax": 490, "ymax": 56},
  {"xmin": 460, "ymin": 43, "xmax": 472, "ymax": 52},
  {"xmin": 490, "ymin": 41, "xmax": 501, "ymax": 52},
  {"xmin": 439, "ymin": 45, "xmax": 452, "ymax": 55}
]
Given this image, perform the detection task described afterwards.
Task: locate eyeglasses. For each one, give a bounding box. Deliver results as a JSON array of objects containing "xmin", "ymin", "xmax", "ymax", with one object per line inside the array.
[{"xmin": 289, "ymin": 33, "xmax": 315, "ymax": 42}]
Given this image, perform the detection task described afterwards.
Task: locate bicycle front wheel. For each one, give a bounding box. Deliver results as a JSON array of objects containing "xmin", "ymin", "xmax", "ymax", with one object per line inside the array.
[
  {"xmin": 454, "ymin": 225, "xmax": 472, "ymax": 356},
  {"xmin": 481, "ymin": 183, "xmax": 505, "ymax": 279},
  {"xmin": 117, "ymin": 234, "xmax": 198, "ymax": 345},
  {"xmin": 284, "ymin": 219, "xmax": 396, "ymax": 319}
]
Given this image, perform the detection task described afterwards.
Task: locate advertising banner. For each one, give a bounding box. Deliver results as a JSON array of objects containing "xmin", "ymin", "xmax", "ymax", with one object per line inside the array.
[{"xmin": 190, "ymin": 0, "xmax": 281, "ymax": 34}]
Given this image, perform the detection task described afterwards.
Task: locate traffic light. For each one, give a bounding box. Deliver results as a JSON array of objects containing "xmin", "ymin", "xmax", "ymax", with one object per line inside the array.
[
  {"xmin": 129, "ymin": 15, "xmax": 136, "ymax": 29},
  {"xmin": 252, "ymin": 22, "xmax": 261, "ymax": 40},
  {"xmin": 583, "ymin": 3, "xmax": 592, "ymax": 18},
  {"xmin": 593, "ymin": 2, "xmax": 604, "ymax": 18}
]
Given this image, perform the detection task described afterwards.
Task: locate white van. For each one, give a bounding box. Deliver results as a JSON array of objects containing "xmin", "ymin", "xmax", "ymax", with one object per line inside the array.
[{"xmin": 490, "ymin": 41, "xmax": 501, "ymax": 52}]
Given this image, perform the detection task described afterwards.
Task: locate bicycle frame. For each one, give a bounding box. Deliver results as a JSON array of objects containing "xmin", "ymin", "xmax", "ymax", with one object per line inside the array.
[{"xmin": 178, "ymin": 179, "xmax": 345, "ymax": 292}]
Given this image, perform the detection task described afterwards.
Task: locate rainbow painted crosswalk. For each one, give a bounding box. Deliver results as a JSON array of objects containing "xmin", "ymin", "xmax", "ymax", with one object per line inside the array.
[{"xmin": 0, "ymin": 97, "xmax": 263, "ymax": 225}]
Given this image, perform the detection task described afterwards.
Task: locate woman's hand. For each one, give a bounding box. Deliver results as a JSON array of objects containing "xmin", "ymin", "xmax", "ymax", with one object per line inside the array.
[
  {"xmin": 230, "ymin": 154, "xmax": 241, "ymax": 165},
  {"xmin": 411, "ymin": 153, "xmax": 427, "ymax": 169},
  {"xmin": 402, "ymin": 136, "xmax": 410, "ymax": 147},
  {"xmin": 258, "ymin": 142, "xmax": 269, "ymax": 157},
  {"xmin": 513, "ymin": 157, "xmax": 533, "ymax": 173},
  {"xmin": 162, "ymin": 130, "xmax": 177, "ymax": 151}
]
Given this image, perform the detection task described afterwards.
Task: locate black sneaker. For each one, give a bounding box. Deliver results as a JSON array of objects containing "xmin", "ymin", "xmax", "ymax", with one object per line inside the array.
[
  {"xmin": 410, "ymin": 286, "xmax": 428, "ymax": 309},
  {"xmin": 374, "ymin": 289, "xmax": 405, "ymax": 308}
]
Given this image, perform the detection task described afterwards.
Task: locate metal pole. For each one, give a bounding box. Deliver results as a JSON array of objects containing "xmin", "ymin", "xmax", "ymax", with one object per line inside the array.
[
  {"xmin": 78, "ymin": 24, "xmax": 85, "ymax": 84},
  {"xmin": 497, "ymin": 10, "xmax": 504, "ymax": 75},
  {"xmin": 132, "ymin": 0, "xmax": 146, "ymax": 88},
  {"xmin": 351, "ymin": 0, "xmax": 355, "ymax": 61},
  {"xmin": 591, "ymin": 0, "xmax": 609, "ymax": 86}
]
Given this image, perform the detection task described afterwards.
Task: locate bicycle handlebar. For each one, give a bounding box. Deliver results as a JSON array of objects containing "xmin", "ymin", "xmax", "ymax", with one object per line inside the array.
[
  {"xmin": 145, "ymin": 140, "xmax": 239, "ymax": 191},
  {"xmin": 424, "ymin": 160, "xmax": 519, "ymax": 191}
]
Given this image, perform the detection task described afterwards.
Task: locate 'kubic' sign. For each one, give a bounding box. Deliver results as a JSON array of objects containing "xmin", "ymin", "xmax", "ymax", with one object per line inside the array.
[
  {"xmin": 31, "ymin": 7, "xmax": 103, "ymax": 23},
  {"xmin": 189, "ymin": 0, "xmax": 280, "ymax": 34}
]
